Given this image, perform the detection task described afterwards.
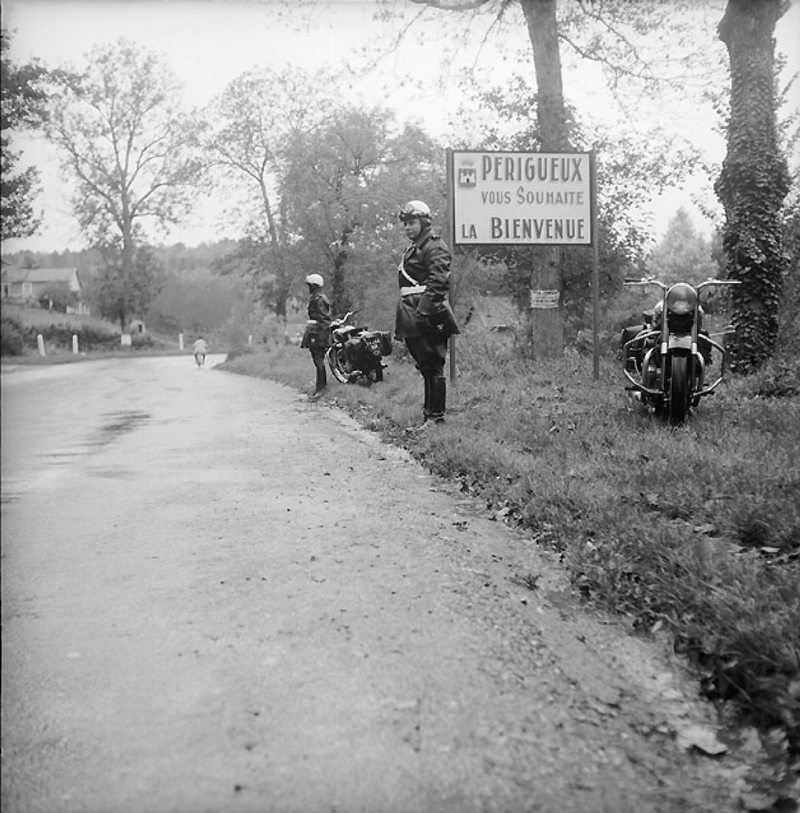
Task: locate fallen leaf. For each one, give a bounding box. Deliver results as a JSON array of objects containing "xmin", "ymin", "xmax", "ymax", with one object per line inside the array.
[
  {"xmin": 676, "ymin": 723, "xmax": 728, "ymax": 756},
  {"xmin": 740, "ymin": 790, "xmax": 779, "ymax": 812}
]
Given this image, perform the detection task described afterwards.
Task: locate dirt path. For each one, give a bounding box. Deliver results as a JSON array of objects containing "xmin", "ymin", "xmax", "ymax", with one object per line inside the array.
[{"xmin": 1, "ymin": 358, "xmax": 751, "ymax": 812}]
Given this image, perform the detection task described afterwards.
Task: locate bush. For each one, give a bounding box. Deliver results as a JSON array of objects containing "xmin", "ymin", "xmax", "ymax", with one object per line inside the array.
[
  {"xmin": 131, "ymin": 333, "xmax": 155, "ymax": 350},
  {"xmin": 1, "ymin": 314, "xmax": 28, "ymax": 356},
  {"xmin": 225, "ymin": 344, "xmax": 253, "ymax": 362},
  {"xmin": 737, "ymin": 357, "xmax": 800, "ymax": 398}
]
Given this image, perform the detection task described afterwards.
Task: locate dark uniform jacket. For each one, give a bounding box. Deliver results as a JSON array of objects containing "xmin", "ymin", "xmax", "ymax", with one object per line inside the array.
[
  {"xmin": 301, "ymin": 291, "xmax": 331, "ymax": 349},
  {"xmin": 394, "ymin": 227, "xmax": 459, "ymax": 340}
]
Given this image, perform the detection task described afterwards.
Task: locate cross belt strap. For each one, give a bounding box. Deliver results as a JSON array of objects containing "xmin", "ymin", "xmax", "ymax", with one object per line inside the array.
[{"xmin": 400, "ymin": 285, "xmax": 426, "ymax": 296}]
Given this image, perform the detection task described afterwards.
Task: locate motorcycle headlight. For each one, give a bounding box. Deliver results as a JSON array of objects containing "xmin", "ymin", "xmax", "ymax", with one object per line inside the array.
[
  {"xmin": 666, "ymin": 283, "xmax": 697, "ymax": 316},
  {"xmin": 665, "ymin": 283, "xmax": 697, "ymax": 333}
]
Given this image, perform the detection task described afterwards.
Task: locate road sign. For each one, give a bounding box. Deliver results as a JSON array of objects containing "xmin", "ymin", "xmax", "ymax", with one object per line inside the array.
[{"xmin": 450, "ymin": 150, "xmax": 593, "ymax": 246}]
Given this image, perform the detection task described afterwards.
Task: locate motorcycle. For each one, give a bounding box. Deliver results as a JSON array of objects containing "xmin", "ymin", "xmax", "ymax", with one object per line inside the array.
[
  {"xmin": 621, "ymin": 277, "xmax": 740, "ymax": 424},
  {"xmin": 325, "ymin": 311, "xmax": 392, "ymax": 385}
]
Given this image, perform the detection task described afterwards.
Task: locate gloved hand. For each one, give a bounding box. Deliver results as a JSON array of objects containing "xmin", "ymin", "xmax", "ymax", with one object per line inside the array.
[{"xmin": 415, "ymin": 310, "xmax": 437, "ymax": 337}]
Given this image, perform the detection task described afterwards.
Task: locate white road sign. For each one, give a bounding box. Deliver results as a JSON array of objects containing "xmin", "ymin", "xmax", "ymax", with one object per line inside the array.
[{"xmin": 450, "ymin": 150, "xmax": 593, "ymax": 246}]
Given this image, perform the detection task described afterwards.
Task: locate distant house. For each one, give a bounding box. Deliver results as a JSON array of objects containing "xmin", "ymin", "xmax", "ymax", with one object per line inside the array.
[{"xmin": 1, "ymin": 267, "xmax": 88, "ymax": 314}]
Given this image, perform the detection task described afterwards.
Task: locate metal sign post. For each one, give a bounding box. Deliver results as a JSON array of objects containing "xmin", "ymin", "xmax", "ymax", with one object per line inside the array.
[
  {"xmin": 445, "ymin": 149, "xmax": 457, "ymax": 385},
  {"xmin": 591, "ymin": 149, "xmax": 600, "ymax": 381}
]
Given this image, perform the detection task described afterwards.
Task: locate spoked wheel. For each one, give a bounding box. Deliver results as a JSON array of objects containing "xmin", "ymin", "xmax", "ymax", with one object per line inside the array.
[
  {"xmin": 326, "ymin": 345, "xmax": 351, "ymax": 384},
  {"xmin": 668, "ymin": 354, "xmax": 691, "ymax": 425}
]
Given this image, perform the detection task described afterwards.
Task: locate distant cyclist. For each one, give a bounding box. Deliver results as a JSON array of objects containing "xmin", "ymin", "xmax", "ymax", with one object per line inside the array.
[{"xmin": 193, "ymin": 336, "xmax": 207, "ymax": 368}]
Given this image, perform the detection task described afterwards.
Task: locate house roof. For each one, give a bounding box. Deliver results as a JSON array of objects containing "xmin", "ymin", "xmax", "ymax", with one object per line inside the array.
[{"xmin": 1, "ymin": 267, "xmax": 78, "ymax": 284}]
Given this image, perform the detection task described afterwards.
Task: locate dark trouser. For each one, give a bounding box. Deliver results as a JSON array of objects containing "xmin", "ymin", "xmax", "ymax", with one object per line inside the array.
[
  {"xmin": 310, "ymin": 348, "xmax": 327, "ymax": 392},
  {"xmin": 405, "ymin": 334, "xmax": 447, "ymax": 421}
]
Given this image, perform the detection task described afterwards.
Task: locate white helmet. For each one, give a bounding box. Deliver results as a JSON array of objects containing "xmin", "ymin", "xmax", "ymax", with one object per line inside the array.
[
  {"xmin": 305, "ymin": 273, "xmax": 324, "ymax": 288},
  {"xmin": 399, "ymin": 200, "xmax": 431, "ymax": 223}
]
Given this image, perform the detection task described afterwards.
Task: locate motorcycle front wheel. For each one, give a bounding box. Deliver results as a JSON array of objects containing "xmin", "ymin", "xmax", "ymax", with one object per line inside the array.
[
  {"xmin": 668, "ymin": 354, "xmax": 691, "ymax": 425},
  {"xmin": 325, "ymin": 345, "xmax": 351, "ymax": 384}
]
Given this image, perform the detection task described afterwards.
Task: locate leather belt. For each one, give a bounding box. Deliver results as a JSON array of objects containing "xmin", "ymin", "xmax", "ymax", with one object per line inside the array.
[{"xmin": 400, "ymin": 285, "xmax": 425, "ymax": 296}]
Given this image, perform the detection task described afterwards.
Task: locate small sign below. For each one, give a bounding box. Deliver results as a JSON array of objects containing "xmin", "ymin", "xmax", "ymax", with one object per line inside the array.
[{"xmin": 530, "ymin": 290, "xmax": 560, "ymax": 310}]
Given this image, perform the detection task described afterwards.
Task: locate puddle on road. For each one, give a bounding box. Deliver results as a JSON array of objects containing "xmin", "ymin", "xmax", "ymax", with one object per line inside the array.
[
  {"xmin": 99, "ymin": 410, "xmax": 151, "ymax": 438},
  {"xmin": 87, "ymin": 469, "xmax": 136, "ymax": 480},
  {"xmin": 3, "ymin": 410, "xmax": 152, "ymax": 504}
]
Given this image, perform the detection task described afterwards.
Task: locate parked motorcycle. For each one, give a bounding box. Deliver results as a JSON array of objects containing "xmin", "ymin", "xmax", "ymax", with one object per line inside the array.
[
  {"xmin": 325, "ymin": 311, "xmax": 392, "ymax": 385},
  {"xmin": 621, "ymin": 277, "xmax": 740, "ymax": 424}
]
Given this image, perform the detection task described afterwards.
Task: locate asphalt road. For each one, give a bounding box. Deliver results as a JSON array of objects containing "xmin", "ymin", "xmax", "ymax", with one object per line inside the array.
[{"xmin": 1, "ymin": 357, "xmax": 748, "ymax": 813}]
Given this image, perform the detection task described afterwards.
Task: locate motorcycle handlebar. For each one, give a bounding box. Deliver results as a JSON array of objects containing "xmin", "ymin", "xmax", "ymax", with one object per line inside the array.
[
  {"xmin": 696, "ymin": 279, "xmax": 741, "ymax": 292},
  {"xmin": 623, "ymin": 278, "xmax": 741, "ymax": 292},
  {"xmin": 623, "ymin": 278, "xmax": 667, "ymax": 291},
  {"xmin": 332, "ymin": 310, "xmax": 357, "ymax": 324}
]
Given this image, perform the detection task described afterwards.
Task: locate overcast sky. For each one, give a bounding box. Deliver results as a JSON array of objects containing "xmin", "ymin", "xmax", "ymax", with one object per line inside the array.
[{"xmin": 2, "ymin": 0, "xmax": 798, "ymax": 254}]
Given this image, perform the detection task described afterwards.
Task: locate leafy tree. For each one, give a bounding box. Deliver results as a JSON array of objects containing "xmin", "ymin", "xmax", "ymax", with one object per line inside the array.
[
  {"xmin": 1, "ymin": 29, "xmax": 48, "ymax": 239},
  {"xmin": 206, "ymin": 66, "xmax": 449, "ymax": 325},
  {"xmin": 647, "ymin": 207, "xmax": 717, "ymax": 285},
  {"xmin": 203, "ymin": 66, "xmax": 339, "ymax": 318},
  {"xmin": 82, "ymin": 240, "xmax": 165, "ymax": 331},
  {"xmin": 715, "ymin": 0, "xmax": 791, "ymax": 373},
  {"xmin": 212, "ymin": 237, "xmax": 305, "ymax": 321},
  {"xmin": 45, "ymin": 39, "xmax": 204, "ymax": 330},
  {"xmin": 779, "ymin": 196, "xmax": 800, "ymax": 356},
  {"xmin": 281, "ymin": 107, "xmax": 446, "ymax": 316},
  {"xmin": 145, "ymin": 267, "xmax": 243, "ymax": 336},
  {"xmin": 38, "ymin": 280, "xmax": 78, "ymax": 313}
]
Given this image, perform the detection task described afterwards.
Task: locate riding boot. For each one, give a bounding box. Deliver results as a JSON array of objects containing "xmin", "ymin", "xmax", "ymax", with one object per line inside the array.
[
  {"xmin": 428, "ymin": 376, "xmax": 446, "ymax": 424},
  {"xmin": 422, "ymin": 376, "xmax": 432, "ymax": 421},
  {"xmin": 309, "ymin": 356, "xmax": 327, "ymax": 400},
  {"xmin": 405, "ymin": 376, "xmax": 432, "ymax": 432}
]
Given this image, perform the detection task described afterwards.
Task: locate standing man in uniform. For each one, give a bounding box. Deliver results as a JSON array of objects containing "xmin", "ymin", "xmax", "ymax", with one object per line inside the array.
[
  {"xmin": 395, "ymin": 200, "xmax": 459, "ymax": 430},
  {"xmin": 300, "ymin": 273, "xmax": 331, "ymax": 400}
]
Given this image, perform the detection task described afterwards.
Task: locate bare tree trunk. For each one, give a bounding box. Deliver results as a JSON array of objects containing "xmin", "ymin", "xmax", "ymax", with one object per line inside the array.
[
  {"xmin": 521, "ymin": 0, "xmax": 570, "ymax": 359},
  {"xmin": 330, "ymin": 226, "xmax": 355, "ymax": 317},
  {"xmin": 121, "ymin": 209, "xmax": 134, "ymax": 335}
]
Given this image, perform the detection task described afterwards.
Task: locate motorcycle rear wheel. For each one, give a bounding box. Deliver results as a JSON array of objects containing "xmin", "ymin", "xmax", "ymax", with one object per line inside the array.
[
  {"xmin": 325, "ymin": 345, "xmax": 351, "ymax": 384},
  {"xmin": 668, "ymin": 355, "xmax": 691, "ymax": 425}
]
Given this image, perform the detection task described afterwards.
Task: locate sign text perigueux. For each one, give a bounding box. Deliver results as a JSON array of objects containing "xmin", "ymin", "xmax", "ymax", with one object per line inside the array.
[{"xmin": 452, "ymin": 151, "xmax": 593, "ymax": 246}]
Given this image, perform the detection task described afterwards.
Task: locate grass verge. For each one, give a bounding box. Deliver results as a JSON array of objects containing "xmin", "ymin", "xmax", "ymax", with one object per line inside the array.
[{"xmin": 220, "ymin": 337, "xmax": 800, "ymax": 756}]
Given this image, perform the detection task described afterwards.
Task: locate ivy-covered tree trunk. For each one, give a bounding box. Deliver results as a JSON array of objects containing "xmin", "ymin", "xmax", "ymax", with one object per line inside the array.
[{"xmin": 715, "ymin": 0, "xmax": 790, "ymax": 373}]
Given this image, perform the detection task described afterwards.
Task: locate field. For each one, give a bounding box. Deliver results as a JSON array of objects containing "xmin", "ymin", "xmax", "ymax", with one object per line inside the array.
[{"xmin": 220, "ymin": 332, "xmax": 800, "ymax": 763}]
